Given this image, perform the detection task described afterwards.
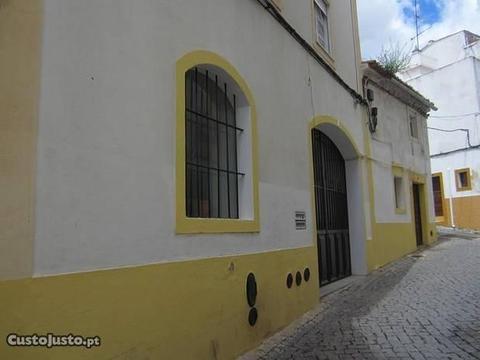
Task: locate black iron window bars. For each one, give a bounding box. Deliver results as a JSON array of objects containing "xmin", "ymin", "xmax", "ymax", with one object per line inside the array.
[{"xmin": 185, "ymin": 67, "xmax": 244, "ymax": 219}]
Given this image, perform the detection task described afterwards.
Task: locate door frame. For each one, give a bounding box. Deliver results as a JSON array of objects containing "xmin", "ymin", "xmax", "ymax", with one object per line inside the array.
[
  {"xmin": 410, "ymin": 179, "xmax": 429, "ymax": 247},
  {"xmin": 308, "ymin": 116, "xmax": 368, "ymax": 287},
  {"xmin": 412, "ymin": 183, "xmax": 423, "ymax": 246},
  {"xmin": 312, "ymin": 128, "xmax": 351, "ymax": 286},
  {"xmin": 431, "ymin": 172, "xmax": 446, "ymax": 223}
]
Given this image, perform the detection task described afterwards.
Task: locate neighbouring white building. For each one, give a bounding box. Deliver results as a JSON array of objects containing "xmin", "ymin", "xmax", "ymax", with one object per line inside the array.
[
  {"xmin": 362, "ymin": 61, "xmax": 437, "ymax": 267},
  {"xmin": 399, "ymin": 30, "xmax": 480, "ymax": 230},
  {"xmin": 1, "ymin": 1, "xmax": 436, "ymax": 359}
]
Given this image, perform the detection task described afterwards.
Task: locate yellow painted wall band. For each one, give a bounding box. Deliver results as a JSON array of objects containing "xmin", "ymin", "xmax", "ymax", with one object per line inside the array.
[
  {"xmin": 0, "ymin": 247, "xmax": 317, "ymax": 360},
  {"xmin": 0, "ymin": 0, "xmax": 43, "ymax": 280}
]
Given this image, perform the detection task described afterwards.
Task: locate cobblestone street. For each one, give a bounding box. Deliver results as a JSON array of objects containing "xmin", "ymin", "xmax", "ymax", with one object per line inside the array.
[{"xmin": 243, "ymin": 232, "xmax": 480, "ymax": 360}]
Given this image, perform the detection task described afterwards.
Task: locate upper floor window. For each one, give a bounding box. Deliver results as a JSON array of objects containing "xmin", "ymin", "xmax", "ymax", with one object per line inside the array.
[
  {"xmin": 409, "ymin": 115, "xmax": 418, "ymax": 139},
  {"xmin": 455, "ymin": 168, "xmax": 472, "ymax": 191},
  {"xmin": 185, "ymin": 67, "xmax": 242, "ymax": 219},
  {"xmin": 314, "ymin": 0, "xmax": 330, "ymax": 52}
]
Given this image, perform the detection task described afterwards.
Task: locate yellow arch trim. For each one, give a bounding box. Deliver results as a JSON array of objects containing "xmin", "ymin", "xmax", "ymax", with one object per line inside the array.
[
  {"xmin": 175, "ymin": 50, "xmax": 260, "ymax": 233},
  {"xmin": 307, "ymin": 115, "xmax": 367, "ymax": 283},
  {"xmin": 308, "ymin": 115, "xmax": 362, "ymax": 157}
]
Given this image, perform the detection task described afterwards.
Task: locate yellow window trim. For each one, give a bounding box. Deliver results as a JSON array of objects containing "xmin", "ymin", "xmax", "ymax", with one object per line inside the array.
[
  {"xmin": 454, "ymin": 168, "xmax": 472, "ymax": 192},
  {"xmin": 392, "ymin": 164, "xmax": 404, "ymax": 178},
  {"xmin": 175, "ymin": 50, "xmax": 260, "ymax": 234},
  {"xmin": 432, "ymin": 172, "xmax": 446, "ymax": 218},
  {"xmin": 409, "ymin": 171, "xmax": 426, "ymax": 184},
  {"xmin": 431, "ymin": 172, "xmax": 443, "ymax": 185}
]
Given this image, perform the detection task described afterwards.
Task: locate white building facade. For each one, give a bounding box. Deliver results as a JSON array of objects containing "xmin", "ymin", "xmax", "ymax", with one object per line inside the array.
[
  {"xmin": 1, "ymin": 1, "xmax": 436, "ymax": 359},
  {"xmin": 400, "ymin": 31, "xmax": 480, "ymax": 230}
]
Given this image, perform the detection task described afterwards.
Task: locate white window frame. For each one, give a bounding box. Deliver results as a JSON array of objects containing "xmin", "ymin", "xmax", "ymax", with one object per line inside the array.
[{"xmin": 314, "ymin": 0, "xmax": 330, "ymax": 52}]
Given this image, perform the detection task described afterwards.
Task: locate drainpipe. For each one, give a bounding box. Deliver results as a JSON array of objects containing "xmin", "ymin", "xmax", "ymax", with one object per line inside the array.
[{"xmin": 447, "ymin": 168, "xmax": 456, "ymax": 229}]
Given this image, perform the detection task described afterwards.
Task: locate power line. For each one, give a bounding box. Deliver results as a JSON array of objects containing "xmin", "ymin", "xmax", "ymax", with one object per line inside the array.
[
  {"xmin": 430, "ymin": 144, "xmax": 480, "ymax": 158},
  {"xmin": 430, "ymin": 111, "xmax": 480, "ymax": 119},
  {"xmin": 427, "ymin": 127, "xmax": 472, "ymax": 147},
  {"xmin": 428, "ymin": 126, "xmax": 479, "ymax": 157},
  {"xmin": 255, "ymin": 0, "xmax": 367, "ymax": 106}
]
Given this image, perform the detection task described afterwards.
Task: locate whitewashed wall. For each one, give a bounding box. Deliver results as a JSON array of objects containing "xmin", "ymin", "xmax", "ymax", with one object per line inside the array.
[
  {"xmin": 431, "ymin": 149, "xmax": 480, "ymax": 198},
  {"xmin": 407, "ymin": 58, "xmax": 480, "ymax": 156},
  {"xmin": 399, "ymin": 31, "xmax": 480, "ymax": 202},
  {"xmin": 366, "ymin": 81, "xmax": 434, "ymax": 224},
  {"xmin": 34, "ymin": 0, "xmax": 365, "ymax": 275}
]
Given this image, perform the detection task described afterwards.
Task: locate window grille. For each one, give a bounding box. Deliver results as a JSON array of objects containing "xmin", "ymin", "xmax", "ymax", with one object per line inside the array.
[{"xmin": 185, "ymin": 67, "xmax": 243, "ymax": 219}]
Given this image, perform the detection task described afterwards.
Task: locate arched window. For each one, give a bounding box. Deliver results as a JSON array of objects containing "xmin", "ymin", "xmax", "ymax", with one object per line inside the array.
[
  {"xmin": 175, "ymin": 51, "xmax": 259, "ymax": 234},
  {"xmin": 185, "ymin": 67, "xmax": 241, "ymax": 219}
]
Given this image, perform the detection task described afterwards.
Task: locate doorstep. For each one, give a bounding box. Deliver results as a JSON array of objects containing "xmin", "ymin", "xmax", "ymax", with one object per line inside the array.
[{"xmin": 319, "ymin": 275, "xmax": 366, "ymax": 298}]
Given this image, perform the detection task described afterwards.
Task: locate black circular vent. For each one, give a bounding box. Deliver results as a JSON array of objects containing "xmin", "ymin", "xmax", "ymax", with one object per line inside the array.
[
  {"xmin": 248, "ymin": 307, "xmax": 258, "ymax": 326},
  {"xmin": 286, "ymin": 273, "xmax": 293, "ymax": 288},
  {"xmin": 295, "ymin": 271, "xmax": 302, "ymax": 286},
  {"xmin": 246, "ymin": 273, "xmax": 257, "ymax": 307},
  {"xmin": 304, "ymin": 268, "xmax": 311, "ymax": 282}
]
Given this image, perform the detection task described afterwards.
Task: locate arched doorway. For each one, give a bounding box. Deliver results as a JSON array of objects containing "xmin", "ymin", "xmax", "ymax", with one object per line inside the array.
[{"xmin": 312, "ymin": 129, "xmax": 351, "ymax": 286}]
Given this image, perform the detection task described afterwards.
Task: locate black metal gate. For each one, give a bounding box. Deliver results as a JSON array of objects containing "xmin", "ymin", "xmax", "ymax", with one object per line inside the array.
[
  {"xmin": 412, "ymin": 184, "xmax": 423, "ymax": 246},
  {"xmin": 312, "ymin": 129, "xmax": 351, "ymax": 287}
]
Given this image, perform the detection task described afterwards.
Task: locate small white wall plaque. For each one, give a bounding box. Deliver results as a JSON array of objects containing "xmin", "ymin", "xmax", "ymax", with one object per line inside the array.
[{"xmin": 295, "ymin": 211, "xmax": 307, "ymax": 230}]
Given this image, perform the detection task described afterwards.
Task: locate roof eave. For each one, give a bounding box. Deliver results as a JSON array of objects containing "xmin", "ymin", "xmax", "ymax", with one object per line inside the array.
[{"xmin": 361, "ymin": 61, "xmax": 437, "ymax": 113}]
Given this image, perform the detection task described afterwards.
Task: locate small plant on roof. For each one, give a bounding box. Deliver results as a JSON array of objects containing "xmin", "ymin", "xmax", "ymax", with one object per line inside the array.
[{"xmin": 377, "ymin": 41, "xmax": 412, "ymax": 75}]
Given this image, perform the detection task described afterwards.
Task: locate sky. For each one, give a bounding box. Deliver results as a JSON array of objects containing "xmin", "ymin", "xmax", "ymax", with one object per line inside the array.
[{"xmin": 357, "ymin": 0, "xmax": 480, "ymax": 60}]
